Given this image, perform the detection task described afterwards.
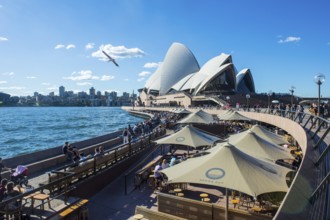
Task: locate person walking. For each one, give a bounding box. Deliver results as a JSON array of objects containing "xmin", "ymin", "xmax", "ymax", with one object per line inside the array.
[
  {"xmin": 62, "ymin": 141, "xmax": 72, "ymax": 161},
  {"xmin": 122, "ymin": 128, "xmax": 130, "ymax": 144},
  {"xmin": 298, "ymin": 105, "xmax": 304, "ymax": 124}
]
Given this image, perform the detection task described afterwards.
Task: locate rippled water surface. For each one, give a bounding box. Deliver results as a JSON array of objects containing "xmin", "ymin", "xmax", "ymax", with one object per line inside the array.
[{"xmin": 0, "ymin": 107, "xmax": 143, "ymax": 159}]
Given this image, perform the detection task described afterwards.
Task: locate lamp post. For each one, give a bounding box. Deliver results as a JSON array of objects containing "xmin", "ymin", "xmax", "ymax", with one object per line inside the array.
[
  {"xmin": 289, "ymin": 86, "xmax": 296, "ymax": 107},
  {"xmin": 131, "ymin": 90, "xmax": 135, "ymax": 110},
  {"xmin": 226, "ymin": 96, "xmax": 230, "ymax": 107},
  {"xmin": 246, "ymin": 94, "xmax": 250, "ymax": 111},
  {"xmin": 314, "ymin": 74, "xmax": 326, "ymax": 120},
  {"xmin": 267, "ymin": 90, "xmax": 272, "ymax": 109}
]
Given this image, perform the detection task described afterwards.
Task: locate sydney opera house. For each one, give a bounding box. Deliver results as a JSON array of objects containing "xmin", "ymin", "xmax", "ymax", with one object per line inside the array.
[{"xmin": 138, "ymin": 42, "xmax": 255, "ymax": 107}]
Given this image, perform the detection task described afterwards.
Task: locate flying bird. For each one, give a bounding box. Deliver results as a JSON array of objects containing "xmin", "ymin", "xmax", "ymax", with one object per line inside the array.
[{"xmin": 102, "ymin": 50, "xmax": 119, "ymax": 67}]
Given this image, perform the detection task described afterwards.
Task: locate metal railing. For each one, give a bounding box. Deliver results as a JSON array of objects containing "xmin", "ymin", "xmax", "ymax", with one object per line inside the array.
[
  {"xmin": 139, "ymin": 106, "xmax": 330, "ymax": 219},
  {"xmin": 226, "ymin": 107, "xmax": 330, "ymax": 220},
  {"xmin": 0, "ymin": 128, "xmax": 166, "ymax": 219},
  {"xmin": 224, "ymin": 107, "xmax": 330, "ymax": 220}
]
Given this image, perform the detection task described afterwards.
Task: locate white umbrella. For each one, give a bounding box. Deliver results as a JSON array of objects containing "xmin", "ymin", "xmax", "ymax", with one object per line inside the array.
[
  {"xmin": 155, "ymin": 125, "xmax": 221, "ymax": 148},
  {"xmin": 161, "ymin": 143, "xmax": 290, "ymax": 196},
  {"xmin": 228, "ymin": 130, "xmax": 294, "ymax": 162},
  {"xmin": 177, "ymin": 109, "xmax": 214, "ymax": 124},
  {"xmin": 250, "ymin": 125, "xmax": 289, "ymax": 145},
  {"xmin": 218, "ymin": 110, "xmax": 252, "ymax": 121},
  {"xmin": 217, "ymin": 109, "xmax": 234, "ymax": 117},
  {"xmin": 174, "ymin": 109, "xmax": 191, "ymax": 114}
]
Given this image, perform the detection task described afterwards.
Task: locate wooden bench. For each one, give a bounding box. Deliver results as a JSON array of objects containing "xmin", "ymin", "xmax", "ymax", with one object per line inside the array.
[
  {"xmin": 38, "ymin": 172, "xmax": 68, "ymax": 194},
  {"xmin": 95, "ymin": 152, "xmax": 115, "ymax": 171},
  {"xmin": 134, "ymin": 155, "xmax": 163, "ymax": 188},
  {"xmin": 48, "ymin": 199, "xmax": 88, "ymax": 220},
  {"xmin": 69, "ymin": 161, "xmax": 95, "ymax": 183},
  {"xmin": 116, "ymin": 145, "xmax": 130, "ymax": 160},
  {"xmin": 59, "ymin": 199, "xmax": 88, "ymax": 218}
]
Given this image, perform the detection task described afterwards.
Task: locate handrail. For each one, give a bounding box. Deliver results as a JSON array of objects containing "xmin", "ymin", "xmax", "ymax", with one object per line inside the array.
[
  {"xmin": 0, "ymin": 127, "xmax": 166, "ymax": 218},
  {"xmin": 135, "ymin": 106, "xmax": 330, "ymax": 220},
  {"xmin": 310, "ymin": 171, "xmax": 330, "ymax": 203},
  {"xmin": 123, "ymin": 128, "xmax": 167, "ymax": 195}
]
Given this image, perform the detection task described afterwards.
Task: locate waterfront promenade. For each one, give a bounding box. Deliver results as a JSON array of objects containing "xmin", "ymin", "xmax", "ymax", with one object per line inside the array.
[{"xmin": 2, "ymin": 106, "xmax": 328, "ymax": 219}]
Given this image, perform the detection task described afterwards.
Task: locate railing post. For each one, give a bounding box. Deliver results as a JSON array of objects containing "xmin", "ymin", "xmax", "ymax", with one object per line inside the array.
[
  {"xmin": 303, "ymin": 115, "xmax": 312, "ymax": 128},
  {"xmin": 115, "ymin": 149, "xmax": 118, "ymax": 163},
  {"xmin": 315, "ymin": 143, "xmax": 330, "ymax": 166},
  {"xmin": 312, "ymin": 123, "xmax": 323, "ymax": 139},
  {"xmin": 307, "ymin": 116, "xmax": 317, "ymax": 133},
  {"xmin": 124, "ymin": 174, "xmax": 127, "ymax": 195},
  {"xmin": 314, "ymin": 127, "xmax": 330, "ymax": 149},
  {"xmin": 93, "ymin": 157, "xmax": 96, "ymax": 174}
]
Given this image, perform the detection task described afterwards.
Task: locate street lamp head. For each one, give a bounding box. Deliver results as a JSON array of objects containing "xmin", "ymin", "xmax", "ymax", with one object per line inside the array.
[
  {"xmin": 246, "ymin": 94, "xmax": 250, "ymax": 99},
  {"xmin": 289, "ymin": 86, "xmax": 296, "ymax": 94},
  {"xmin": 314, "ymin": 73, "xmax": 326, "ymax": 85},
  {"xmin": 226, "ymin": 96, "xmax": 230, "ymax": 100}
]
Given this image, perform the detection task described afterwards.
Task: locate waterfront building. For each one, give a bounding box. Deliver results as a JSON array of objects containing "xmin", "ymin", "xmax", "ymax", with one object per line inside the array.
[
  {"xmin": 59, "ymin": 86, "xmax": 65, "ymax": 97},
  {"xmin": 89, "ymin": 87, "xmax": 96, "ymax": 97},
  {"xmin": 139, "ymin": 42, "xmax": 256, "ymax": 107}
]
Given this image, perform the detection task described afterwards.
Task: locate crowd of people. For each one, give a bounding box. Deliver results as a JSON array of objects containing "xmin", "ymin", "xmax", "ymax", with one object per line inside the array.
[
  {"xmin": 153, "ymin": 153, "xmax": 188, "ymax": 187},
  {"xmin": 62, "ymin": 141, "xmax": 105, "ymax": 165},
  {"xmin": 0, "ymin": 178, "xmax": 22, "ymax": 211},
  {"xmin": 121, "ymin": 115, "xmax": 169, "ymax": 144}
]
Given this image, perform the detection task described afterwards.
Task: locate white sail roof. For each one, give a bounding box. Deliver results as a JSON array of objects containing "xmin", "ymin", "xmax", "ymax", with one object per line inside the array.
[
  {"xmin": 180, "ymin": 53, "xmax": 232, "ymax": 92},
  {"xmin": 145, "ymin": 42, "xmax": 200, "ymax": 95}
]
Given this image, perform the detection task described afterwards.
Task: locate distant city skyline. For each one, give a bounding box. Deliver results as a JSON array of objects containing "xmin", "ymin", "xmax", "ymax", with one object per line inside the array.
[{"xmin": 0, "ymin": 1, "xmax": 330, "ymax": 98}]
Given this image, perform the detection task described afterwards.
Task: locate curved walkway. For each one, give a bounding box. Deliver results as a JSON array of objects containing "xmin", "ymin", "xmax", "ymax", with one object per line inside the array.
[{"xmin": 120, "ymin": 106, "xmax": 325, "ymax": 220}]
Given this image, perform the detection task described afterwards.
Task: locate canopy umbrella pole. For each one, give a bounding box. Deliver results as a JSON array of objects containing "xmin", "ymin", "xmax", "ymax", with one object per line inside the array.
[{"xmin": 225, "ymin": 188, "xmax": 228, "ymax": 220}]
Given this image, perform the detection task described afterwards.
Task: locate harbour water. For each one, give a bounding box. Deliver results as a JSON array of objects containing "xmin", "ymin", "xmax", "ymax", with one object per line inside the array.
[{"xmin": 0, "ymin": 107, "xmax": 143, "ymax": 159}]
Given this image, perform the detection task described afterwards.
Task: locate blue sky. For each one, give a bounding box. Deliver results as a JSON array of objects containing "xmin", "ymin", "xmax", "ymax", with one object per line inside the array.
[{"xmin": 0, "ymin": 0, "xmax": 329, "ymax": 98}]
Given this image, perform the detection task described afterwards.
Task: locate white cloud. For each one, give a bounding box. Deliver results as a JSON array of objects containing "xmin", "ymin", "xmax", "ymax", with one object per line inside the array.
[
  {"xmin": 41, "ymin": 82, "xmax": 51, "ymax": 86},
  {"xmin": 64, "ymin": 70, "xmax": 99, "ymax": 81},
  {"xmin": 47, "ymin": 86, "xmax": 58, "ymax": 90},
  {"xmin": 0, "ymin": 36, "xmax": 8, "ymax": 41},
  {"xmin": 54, "ymin": 44, "xmax": 65, "ymax": 49},
  {"xmin": 2, "ymin": 72, "xmax": 14, "ymax": 76},
  {"xmin": 0, "ymin": 86, "xmax": 26, "ymax": 90},
  {"xmin": 123, "ymin": 78, "xmax": 129, "ymax": 81},
  {"xmin": 66, "ymin": 44, "xmax": 75, "ymax": 49},
  {"xmin": 85, "ymin": 43, "xmax": 94, "ymax": 50},
  {"xmin": 26, "ymin": 76, "xmax": 37, "ymax": 79},
  {"xmin": 100, "ymin": 75, "xmax": 115, "ymax": 81},
  {"xmin": 92, "ymin": 44, "xmax": 145, "ymax": 60},
  {"xmin": 0, "ymin": 81, "xmax": 7, "ymax": 84},
  {"xmin": 144, "ymin": 62, "xmax": 161, "ymax": 68},
  {"xmin": 278, "ymin": 36, "xmax": 301, "ymax": 44},
  {"xmin": 55, "ymin": 44, "xmax": 76, "ymax": 49},
  {"xmin": 138, "ymin": 71, "xmax": 151, "ymax": 77},
  {"xmin": 77, "ymin": 82, "xmax": 93, "ymax": 86},
  {"xmin": 137, "ymin": 78, "xmax": 145, "ymax": 82}
]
